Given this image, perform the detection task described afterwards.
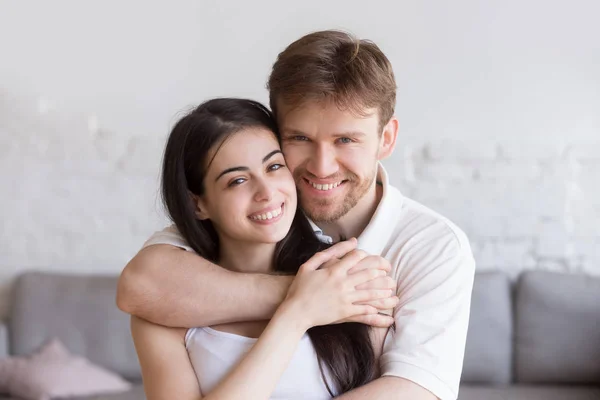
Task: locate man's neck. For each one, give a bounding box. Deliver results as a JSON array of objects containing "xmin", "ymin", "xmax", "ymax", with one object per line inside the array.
[
  {"xmin": 218, "ymin": 238, "xmax": 276, "ymax": 274},
  {"xmin": 319, "ymin": 181, "xmax": 383, "ymax": 242}
]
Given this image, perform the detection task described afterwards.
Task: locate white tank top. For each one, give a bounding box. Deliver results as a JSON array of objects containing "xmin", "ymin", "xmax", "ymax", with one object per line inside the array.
[
  {"xmin": 143, "ymin": 226, "xmax": 336, "ymax": 399},
  {"xmin": 185, "ymin": 326, "xmax": 336, "ymax": 399}
]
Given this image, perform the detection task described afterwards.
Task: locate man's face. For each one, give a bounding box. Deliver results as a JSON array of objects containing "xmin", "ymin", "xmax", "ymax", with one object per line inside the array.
[{"xmin": 278, "ymin": 101, "xmax": 383, "ymax": 223}]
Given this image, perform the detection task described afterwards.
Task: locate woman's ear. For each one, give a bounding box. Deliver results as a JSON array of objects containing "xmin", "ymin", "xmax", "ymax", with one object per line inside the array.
[
  {"xmin": 190, "ymin": 193, "xmax": 210, "ymax": 220},
  {"xmin": 377, "ymin": 116, "xmax": 399, "ymax": 161}
]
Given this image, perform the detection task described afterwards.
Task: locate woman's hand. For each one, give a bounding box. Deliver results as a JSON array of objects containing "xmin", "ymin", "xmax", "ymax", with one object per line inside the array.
[{"xmin": 281, "ymin": 247, "xmax": 395, "ymax": 332}]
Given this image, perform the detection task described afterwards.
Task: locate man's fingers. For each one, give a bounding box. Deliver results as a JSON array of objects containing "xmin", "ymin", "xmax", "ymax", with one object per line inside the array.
[
  {"xmin": 332, "ymin": 249, "xmax": 369, "ymax": 274},
  {"xmin": 355, "ymin": 296, "xmax": 400, "ymax": 311},
  {"xmin": 350, "ymin": 289, "xmax": 394, "ymax": 303},
  {"xmin": 341, "ymin": 314, "xmax": 395, "ymax": 328},
  {"xmin": 354, "ymin": 276, "xmax": 396, "ymax": 291},
  {"xmin": 346, "ymin": 267, "xmax": 385, "ymax": 288},
  {"xmin": 347, "ymin": 255, "xmax": 391, "ymax": 275}
]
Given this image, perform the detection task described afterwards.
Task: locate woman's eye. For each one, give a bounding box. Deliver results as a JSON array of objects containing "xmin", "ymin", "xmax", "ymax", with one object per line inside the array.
[
  {"xmin": 268, "ymin": 163, "xmax": 285, "ymax": 172},
  {"xmin": 228, "ymin": 178, "xmax": 246, "ymax": 187}
]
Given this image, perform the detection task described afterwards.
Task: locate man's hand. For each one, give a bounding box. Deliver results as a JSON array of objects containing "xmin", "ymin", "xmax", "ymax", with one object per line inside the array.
[{"xmin": 313, "ymin": 239, "xmax": 398, "ymax": 327}]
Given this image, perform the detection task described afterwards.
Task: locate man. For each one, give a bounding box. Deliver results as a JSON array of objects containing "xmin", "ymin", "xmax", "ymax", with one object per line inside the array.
[{"xmin": 117, "ymin": 30, "xmax": 475, "ymax": 400}]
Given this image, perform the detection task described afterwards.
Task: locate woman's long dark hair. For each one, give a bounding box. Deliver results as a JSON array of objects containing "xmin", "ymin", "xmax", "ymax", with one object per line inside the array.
[{"xmin": 161, "ymin": 98, "xmax": 376, "ymax": 395}]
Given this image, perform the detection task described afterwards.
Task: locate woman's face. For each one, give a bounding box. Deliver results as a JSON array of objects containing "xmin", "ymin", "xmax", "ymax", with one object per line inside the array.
[{"xmin": 196, "ymin": 127, "xmax": 297, "ymax": 245}]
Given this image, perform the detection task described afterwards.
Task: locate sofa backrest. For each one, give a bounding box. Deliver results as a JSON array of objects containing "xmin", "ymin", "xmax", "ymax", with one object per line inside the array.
[
  {"xmin": 515, "ymin": 271, "xmax": 600, "ymax": 384},
  {"xmin": 461, "ymin": 271, "xmax": 513, "ymax": 384},
  {"xmin": 0, "ymin": 321, "xmax": 7, "ymax": 359},
  {"xmin": 9, "ymin": 271, "xmax": 141, "ymax": 381},
  {"xmin": 6, "ymin": 270, "xmax": 600, "ymax": 386}
]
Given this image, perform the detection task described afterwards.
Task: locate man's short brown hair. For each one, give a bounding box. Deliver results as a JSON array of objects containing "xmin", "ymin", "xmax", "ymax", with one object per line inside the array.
[{"xmin": 267, "ymin": 30, "xmax": 397, "ymax": 131}]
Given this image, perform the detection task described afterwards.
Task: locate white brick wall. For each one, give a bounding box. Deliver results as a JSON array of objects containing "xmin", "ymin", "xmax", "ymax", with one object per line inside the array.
[
  {"xmin": 1, "ymin": 0, "xmax": 599, "ymax": 319},
  {"xmin": 388, "ymin": 139, "xmax": 600, "ymax": 281},
  {"xmin": 1, "ymin": 94, "xmax": 598, "ymax": 317}
]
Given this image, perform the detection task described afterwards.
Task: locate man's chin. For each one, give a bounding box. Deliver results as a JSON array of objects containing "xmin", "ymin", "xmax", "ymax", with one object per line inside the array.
[{"xmin": 302, "ymin": 204, "xmax": 345, "ymax": 224}]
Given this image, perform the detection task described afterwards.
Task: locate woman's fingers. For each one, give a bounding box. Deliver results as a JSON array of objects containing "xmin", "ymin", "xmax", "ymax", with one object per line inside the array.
[
  {"xmin": 299, "ymin": 239, "xmax": 358, "ymax": 272},
  {"xmin": 320, "ymin": 238, "xmax": 357, "ymax": 260}
]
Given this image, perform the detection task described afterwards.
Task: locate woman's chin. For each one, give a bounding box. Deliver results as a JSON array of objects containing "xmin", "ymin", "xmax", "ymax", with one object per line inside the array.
[{"xmin": 254, "ymin": 229, "xmax": 290, "ymax": 244}]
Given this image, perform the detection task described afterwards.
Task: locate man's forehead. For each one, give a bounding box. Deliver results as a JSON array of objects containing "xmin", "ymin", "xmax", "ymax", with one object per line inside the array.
[
  {"xmin": 278, "ymin": 98, "xmax": 377, "ymax": 118},
  {"xmin": 278, "ymin": 101, "xmax": 379, "ymax": 133}
]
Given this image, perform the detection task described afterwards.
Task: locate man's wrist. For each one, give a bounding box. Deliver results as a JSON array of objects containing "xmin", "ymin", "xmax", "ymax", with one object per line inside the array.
[{"xmin": 252, "ymin": 274, "xmax": 294, "ymax": 319}]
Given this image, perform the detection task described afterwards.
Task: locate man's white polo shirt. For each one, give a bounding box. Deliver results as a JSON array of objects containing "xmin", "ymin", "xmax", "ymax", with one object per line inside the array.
[
  {"xmin": 347, "ymin": 164, "xmax": 475, "ymax": 400},
  {"xmin": 143, "ymin": 164, "xmax": 475, "ymax": 400}
]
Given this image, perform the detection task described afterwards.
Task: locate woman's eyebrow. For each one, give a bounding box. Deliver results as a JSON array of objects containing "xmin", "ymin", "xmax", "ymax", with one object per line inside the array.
[
  {"xmin": 263, "ymin": 150, "xmax": 283, "ymax": 163},
  {"xmin": 215, "ymin": 166, "xmax": 248, "ymax": 181},
  {"xmin": 215, "ymin": 150, "xmax": 283, "ymax": 182}
]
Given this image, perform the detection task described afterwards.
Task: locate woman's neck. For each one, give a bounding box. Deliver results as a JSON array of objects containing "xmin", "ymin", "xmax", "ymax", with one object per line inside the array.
[{"xmin": 217, "ymin": 237, "xmax": 276, "ymax": 274}]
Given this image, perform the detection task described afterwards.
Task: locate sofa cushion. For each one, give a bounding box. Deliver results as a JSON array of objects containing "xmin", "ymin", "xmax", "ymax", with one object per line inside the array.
[
  {"xmin": 9, "ymin": 272, "xmax": 140, "ymax": 381},
  {"xmin": 0, "ymin": 338, "xmax": 131, "ymax": 400},
  {"xmin": 515, "ymin": 271, "xmax": 600, "ymax": 384},
  {"xmin": 459, "ymin": 385, "xmax": 600, "ymax": 400},
  {"xmin": 461, "ymin": 271, "xmax": 512, "ymax": 384}
]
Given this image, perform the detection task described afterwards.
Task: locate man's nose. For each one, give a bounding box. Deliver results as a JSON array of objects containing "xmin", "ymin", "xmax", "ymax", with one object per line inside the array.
[{"xmin": 306, "ymin": 144, "xmax": 339, "ymax": 179}]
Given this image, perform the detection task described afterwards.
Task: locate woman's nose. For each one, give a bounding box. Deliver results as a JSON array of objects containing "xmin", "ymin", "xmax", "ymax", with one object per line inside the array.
[{"xmin": 254, "ymin": 179, "xmax": 274, "ymax": 202}]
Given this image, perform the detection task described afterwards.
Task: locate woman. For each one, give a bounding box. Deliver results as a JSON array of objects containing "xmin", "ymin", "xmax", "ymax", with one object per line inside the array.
[{"xmin": 131, "ymin": 98, "xmax": 396, "ymax": 399}]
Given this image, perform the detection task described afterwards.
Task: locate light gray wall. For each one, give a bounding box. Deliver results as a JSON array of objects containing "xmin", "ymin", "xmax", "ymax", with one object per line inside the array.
[{"xmin": 1, "ymin": 0, "xmax": 599, "ymax": 317}]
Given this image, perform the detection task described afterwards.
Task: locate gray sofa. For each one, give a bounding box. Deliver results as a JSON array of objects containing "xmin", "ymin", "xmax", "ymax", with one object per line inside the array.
[{"xmin": 0, "ymin": 270, "xmax": 599, "ymax": 400}]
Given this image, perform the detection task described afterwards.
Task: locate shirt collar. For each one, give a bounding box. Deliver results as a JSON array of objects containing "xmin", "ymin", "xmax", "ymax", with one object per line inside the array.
[
  {"xmin": 308, "ymin": 219, "xmax": 333, "ymax": 244},
  {"xmin": 356, "ymin": 163, "xmax": 404, "ymax": 254}
]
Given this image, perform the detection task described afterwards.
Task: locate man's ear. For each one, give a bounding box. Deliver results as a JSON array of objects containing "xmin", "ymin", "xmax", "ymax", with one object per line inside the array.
[
  {"xmin": 378, "ymin": 116, "xmax": 399, "ymax": 161},
  {"xmin": 190, "ymin": 193, "xmax": 210, "ymax": 220}
]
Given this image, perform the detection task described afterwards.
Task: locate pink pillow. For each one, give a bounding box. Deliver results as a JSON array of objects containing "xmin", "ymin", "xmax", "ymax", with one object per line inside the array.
[{"xmin": 0, "ymin": 338, "xmax": 131, "ymax": 400}]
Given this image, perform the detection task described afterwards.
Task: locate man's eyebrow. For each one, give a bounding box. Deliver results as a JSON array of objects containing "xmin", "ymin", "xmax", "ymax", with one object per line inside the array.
[
  {"xmin": 281, "ymin": 128, "xmax": 366, "ymax": 138},
  {"xmin": 280, "ymin": 128, "xmax": 306, "ymax": 137},
  {"xmin": 215, "ymin": 150, "xmax": 283, "ymax": 182},
  {"xmin": 332, "ymin": 131, "xmax": 366, "ymax": 138}
]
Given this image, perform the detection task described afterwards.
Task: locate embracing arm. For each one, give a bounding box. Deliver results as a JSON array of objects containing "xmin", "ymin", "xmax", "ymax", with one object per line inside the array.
[
  {"xmin": 117, "ymin": 238, "xmax": 395, "ymax": 329},
  {"xmin": 131, "ymin": 249, "xmax": 388, "ymax": 400},
  {"xmin": 117, "ymin": 244, "xmax": 292, "ymax": 327},
  {"xmin": 335, "ymin": 377, "xmax": 438, "ymax": 400}
]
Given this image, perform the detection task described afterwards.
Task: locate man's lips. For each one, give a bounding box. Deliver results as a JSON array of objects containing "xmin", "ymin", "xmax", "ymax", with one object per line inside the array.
[{"xmin": 302, "ymin": 177, "xmax": 347, "ymax": 193}]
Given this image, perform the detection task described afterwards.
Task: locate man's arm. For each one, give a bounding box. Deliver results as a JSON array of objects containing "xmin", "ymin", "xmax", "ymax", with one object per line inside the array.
[
  {"xmin": 335, "ymin": 376, "xmax": 438, "ymax": 400},
  {"xmin": 117, "ymin": 244, "xmax": 293, "ymax": 328}
]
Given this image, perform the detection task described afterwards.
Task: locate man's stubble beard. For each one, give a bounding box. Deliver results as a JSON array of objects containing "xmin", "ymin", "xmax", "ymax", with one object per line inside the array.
[{"xmin": 294, "ymin": 165, "xmax": 378, "ymax": 224}]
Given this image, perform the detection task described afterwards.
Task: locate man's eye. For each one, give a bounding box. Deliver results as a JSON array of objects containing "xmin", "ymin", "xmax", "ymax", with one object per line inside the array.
[
  {"xmin": 268, "ymin": 163, "xmax": 285, "ymax": 172},
  {"xmin": 228, "ymin": 178, "xmax": 246, "ymax": 187},
  {"xmin": 337, "ymin": 137, "xmax": 353, "ymax": 144},
  {"xmin": 293, "ymin": 135, "xmax": 309, "ymax": 141}
]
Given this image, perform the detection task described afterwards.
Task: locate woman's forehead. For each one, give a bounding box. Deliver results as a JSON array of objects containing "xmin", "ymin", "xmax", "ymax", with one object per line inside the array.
[{"xmin": 207, "ymin": 128, "xmax": 281, "ymax": 171}]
